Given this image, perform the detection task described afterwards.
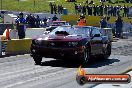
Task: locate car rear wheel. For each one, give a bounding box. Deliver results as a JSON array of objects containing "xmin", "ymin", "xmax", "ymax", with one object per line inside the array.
[
  {"xmin": 103, "ymin": 44, "xmax": 111, "ymax": 59},
  {"xmin": 81, "ymin": 48, "xmax": 90, "ymax": 64},
  {"xmin": 33, "ymin": 55, "xmax": 42, "ymax": 65}
]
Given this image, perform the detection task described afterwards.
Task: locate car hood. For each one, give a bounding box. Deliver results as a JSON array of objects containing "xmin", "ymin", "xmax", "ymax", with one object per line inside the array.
[{"xmin": 34, "ymin": 34, "xmax": 88, "ymax": 42}]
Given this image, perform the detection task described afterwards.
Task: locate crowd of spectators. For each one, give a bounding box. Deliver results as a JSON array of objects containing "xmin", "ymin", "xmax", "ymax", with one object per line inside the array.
[
  {"xmin": 74, "ymin": 2, "xmax": 131, "ymax": 17},
  {"xmin": 22, "ymin": 14, "xmax": 59, "ymax": 28},
  {"xmin": 49, "ymin": 2, "xmax": 64, "ymax": 14},
  {"xmin": 25, "ymin": 14, "xmax": 41, "ymax": 28}
]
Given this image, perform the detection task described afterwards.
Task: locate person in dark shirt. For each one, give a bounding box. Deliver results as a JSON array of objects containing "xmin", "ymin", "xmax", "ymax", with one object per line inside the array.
[
  {"xmin": 52, "ymin": 15, "xmax": 58, "ymax": 21},
  {"xmin": 58, "ymin": 5, "xmax": 61, "ymax": 14},
  {"xmin": 93, "ymin": 5, "xmax": 97, "ymax": 16},
  {"xmin": 126, "ymin": 6, "xmax": 129, "ymax": 17},
  {"xmin": 15, "ymin": 12, "xmax": 26, "ymax": 39},
  {"xmin": 35, "ymin": 15, "xmax": 41, "ymax": 28},
  {"xmin": 113, "ymin": 6, "xmax": 117, "ymax": 16},
  {"xmin": 82, "ymin": 5, "xmax": 86, "ymax": 15},
  {"xmin": 49, "ymin": 2, "xmax": 53, "ymax": 14},
  {"xmin": 60, "ymin": 5, "xmax": 63, "ymax": 14},
  {"xmin": 43, "ymin": 17, "xmax": 47, "ymax": 27},
  {"xmin": 115, "ymin": 16, "xmax": 123, "ymax": 38},
  {"xmin": 53, "ymin": 4, "xmax": 57, "ymax": 14},
  {"xmin": 99, "ymin": 5, "xmax": 103, "ymax": 16},
  {"xmin": 74, "ymin": 3, "xmax": 78, "ymax": 14},
  {"xmin": 104, "ymin": 5, "xmax": 108, "ymax": 16},
  {"xmin": 100, "ymin": 16, "xmax": 107, "ymax": 28}
]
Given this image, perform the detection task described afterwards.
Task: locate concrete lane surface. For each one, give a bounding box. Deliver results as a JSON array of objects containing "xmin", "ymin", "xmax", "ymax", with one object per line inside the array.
[{"xmin": 0, "ymin": 38, "xmax": 132, "ymax": 88}]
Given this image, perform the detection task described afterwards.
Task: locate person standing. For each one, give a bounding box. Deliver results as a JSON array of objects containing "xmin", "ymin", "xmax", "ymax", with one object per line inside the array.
[
  {"xmin": 52, "ymin": 15, "xmax": 58, "ymax": 21},
  {"xmin": 77, "ymin": 14, "xmax": 86, "ymax": 26},
  {"xmin": 43, "ymin": 17, "xmax": 47, "ymax": 27},
  {"xmin": 99, "ymin": 5, "xmax": 103, "ymax": 16},
  {"xmin": 74, "ymin": 3, "xmax": 78, "ymax": 15},
  {"xmin": 49, "ymin": 2, "xmax": 53, "ymax": 14},
  {"xmin": 47, "ymin": 17, "xmax": 52, "ymax": 27},
  {"xmin": 58, "ymin": 5, "xmax": 60, "ymax": 14},
  {"xmin": 35, "ymin": 15, "xmax": 41, "ymax": 28},
  {"xmin": 15, "ymin": 12, "xmax": 26, "ymax": 39},
  {"xmin": 82, "ymin": 5, "xmax": 86, "ymax": 15},
  {"xmin": 53, "ymin": 4, "xmax": 57, "ymax": 14},
  {"xmin": 115, "ymin": 16, "xmax": 123, "ymax": 38},
  {"xmin": 100, "ymin": 16, "xmax": 107, "ymax": 28}
]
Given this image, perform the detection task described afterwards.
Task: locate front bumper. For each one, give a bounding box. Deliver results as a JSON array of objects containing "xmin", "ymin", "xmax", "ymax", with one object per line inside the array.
[{"xmin": 30, "ymin": 44, "xmax": 84, "ymax": 58}]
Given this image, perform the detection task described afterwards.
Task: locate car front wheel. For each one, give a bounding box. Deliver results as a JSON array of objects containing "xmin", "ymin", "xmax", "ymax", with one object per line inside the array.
[
  {"xmin": 103, "ymin": 44, "xmax": 111, "ymax": 59},
  {"xmin": 81, "ymin": 48, "xmax": 90, "ymax": 64},
  {"xmin": 33, "ymin": 55, "xmax": 42, "ymax": 65}
]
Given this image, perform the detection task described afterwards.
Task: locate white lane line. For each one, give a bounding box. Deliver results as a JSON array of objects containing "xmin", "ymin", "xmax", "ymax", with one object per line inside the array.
[
  {"xmin": 0, "ymin": 65, "xmax": 47, "ymax": 78},
  {"xmin": 3, "ymin": 68, "xmax": 75, "ymax": 88},
  {"xmin": 0, "ymin": 66, "xmax": 62, "ymax": 82}
]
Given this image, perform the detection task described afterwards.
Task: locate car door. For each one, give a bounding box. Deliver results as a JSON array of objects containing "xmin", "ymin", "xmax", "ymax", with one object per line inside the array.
[{"xmin": 90, "ymin": 27, "xmax": 103, "ymax": 55}]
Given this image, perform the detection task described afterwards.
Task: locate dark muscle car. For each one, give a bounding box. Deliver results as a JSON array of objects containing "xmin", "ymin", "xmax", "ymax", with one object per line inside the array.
[{"xmin": 31, "ymin": 26, "xmax": 111, "ymax": 65}]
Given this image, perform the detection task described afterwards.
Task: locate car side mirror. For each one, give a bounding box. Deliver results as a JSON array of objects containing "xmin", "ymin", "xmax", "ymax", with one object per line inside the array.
[{"xmin": 93, "ymin": 34, "xmax": 101, "ymax": 37}]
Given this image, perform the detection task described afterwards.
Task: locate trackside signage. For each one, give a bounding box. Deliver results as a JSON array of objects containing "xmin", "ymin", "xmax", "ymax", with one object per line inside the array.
[{"xmin": 76, "ymin": 66, "xmax": 131, "ymax": 85}]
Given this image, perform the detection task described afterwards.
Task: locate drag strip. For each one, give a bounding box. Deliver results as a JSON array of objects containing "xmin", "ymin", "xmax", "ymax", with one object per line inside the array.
[{"xmin": 0, "ymin": 38, "xmax": 132, "ymax": 88}]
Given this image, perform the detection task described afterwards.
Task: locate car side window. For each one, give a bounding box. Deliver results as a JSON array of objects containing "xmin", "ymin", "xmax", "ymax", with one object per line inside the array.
[{"xmin": 91, "ymin": 28, "xmax": 102, "ymax": 36}]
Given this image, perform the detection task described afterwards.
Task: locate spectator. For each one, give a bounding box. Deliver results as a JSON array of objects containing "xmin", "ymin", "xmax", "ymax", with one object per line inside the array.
[
  {"xmin": 113, "ymin": 6, "xmax": 117, "ymax": 16},
  {"xmin": 115, "ymin": 16, "xmax": 123, "ymax": 38},
  {"xmin": 86, "ymin": 0, "xmax": 88, "ymax": 4},
  {"xmin": 89, "ymin": 0, "xmax": 94, "ymax": 4},
  {"xmin": 74, "ymin": 3, "xmax": 78, "ymax": 14},
  {"xmin": 126, "ymin": 6, "xmax": 129, "ymax": 17},
  {"xmin": 110, "ymin": 5, "xmax": 114, "ymax": 16},
  {"xmin": 99, "ymin": 4, "xmax": 104, "ymax": 16},
  {"xmin": 49, "ymin": 2, "xmax": 53, "ymax": 14},
  {"xmin": 52, "ymin": 15, "xmax": 58, "ymax": 21},
  {"xmin": 26, "ymin": 14, "xmax": 36, "ymax": 28},
  {"xmin": 82, "ymin": 5, "xmax": 86, "ymax": 15},
  {"xmin": 60, "ymin": 5, "xmax": 63, "ymax": 14},
  {"xmin": 35, "ymin": 15, "xmax": 41, "ymax": 28},
  {"xmin": 15, "ymin": 12, "xmax": 26, "ymax": 39},
  {"xmin": 43, "ymin": 17, "xmax": 47, "ymax": 27},
  {"xmin": 108, "ymin": 5, "xmax": 111, "ymax": 16},
  {"xmin": 87, "ymin": 5, "xmax": 92, "ymax": 15},
  {"xmin": 77, "ymin": 14, "xmax": 86, "ymax": 26},
  {"xmin": 96, "ymin": 5, "xmax": 100, "ymax": 16},
  {"xmin": 31, "ymin": 15, "xmax": 36, "ymax": 28},
  {"xmin": 53, "ymin": 3, "xmax": 57, "ymax": 14},
  {"xmin": 100, "ymin": 16, "xmax": 107, "ymax": 28},
  {"xmin": 93, "ymin": 5, "xmax": 97, "ymax": 16},
  {"xmin": 47, "ymin": 17, "xmax": 52, "ymax": 27},
  {"xmin": 104, "ymin": 5, "xmax": 108, "ymax": 16},
  {"xmin": 26, "ymin": 14, "xmax": 31, "ymax": 28},
  {"xmin": 116, "ymin": 5, "xmax": 121, "ymax": 17},
  {"xmin": 78, "ymin": 4, "xmax": 82, "ymax": 14}
]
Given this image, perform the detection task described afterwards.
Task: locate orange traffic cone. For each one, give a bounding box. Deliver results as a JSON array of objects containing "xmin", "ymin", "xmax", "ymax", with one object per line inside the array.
[{"xmin": 6, "ymin": 29, "xmax": 10, "ymax": 40}]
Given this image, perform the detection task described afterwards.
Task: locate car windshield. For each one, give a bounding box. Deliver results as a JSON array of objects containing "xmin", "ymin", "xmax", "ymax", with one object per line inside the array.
[{"xmin": 49, "ymin": 26, "xmax": 90, "ymax": 36}]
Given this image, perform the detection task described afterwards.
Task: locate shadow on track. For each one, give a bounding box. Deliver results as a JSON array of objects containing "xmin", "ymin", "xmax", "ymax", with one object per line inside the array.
[{"xmin": 40, "ymin": 57, "xmax": 120, "ymax": 68}]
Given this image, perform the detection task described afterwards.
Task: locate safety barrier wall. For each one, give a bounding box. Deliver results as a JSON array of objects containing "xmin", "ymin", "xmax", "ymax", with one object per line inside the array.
[
  {"xmin": 5, "ymin": 38, "xmax": 32, "ymax": 55},
  {"xmin": 61, "ymin": 15, "xmax": 132, "ymax": 26}
]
